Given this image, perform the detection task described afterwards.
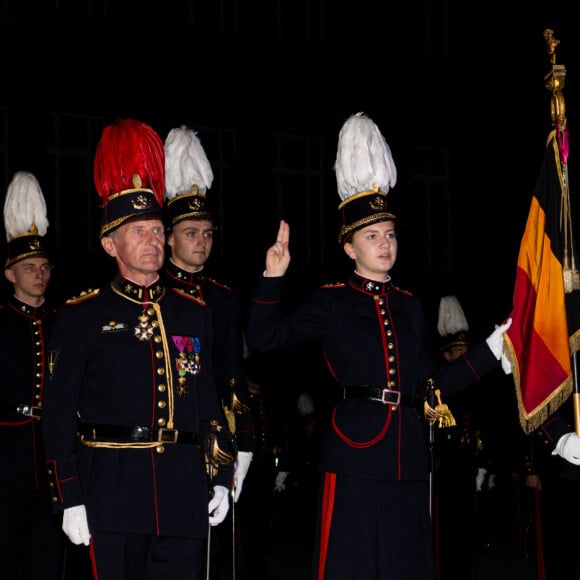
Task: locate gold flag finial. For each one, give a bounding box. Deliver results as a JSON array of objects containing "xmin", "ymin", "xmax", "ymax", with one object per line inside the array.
[
  {"xmin": 544, "ymin": 29, "xmax": 559, "ymax": 65},
  {"xmin": 544, "ymin": 29, "xmax": 566, "ymax": 129}
]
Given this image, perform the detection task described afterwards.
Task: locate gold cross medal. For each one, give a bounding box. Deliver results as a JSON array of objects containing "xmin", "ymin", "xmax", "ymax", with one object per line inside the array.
[{"xmin": 134, "ymin": 313, "xmax": 156, "ymax": 341}]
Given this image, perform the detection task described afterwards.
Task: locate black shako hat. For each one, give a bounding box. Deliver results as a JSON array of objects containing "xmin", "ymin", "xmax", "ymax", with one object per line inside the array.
[
  {"xmin": 94, "ymin": 118, "xmax": 165, "ymax": 238},
  {"xmin": 164, "ymin": 125, "xmax": 215, "ymax": 229},
  {"xmin": 3, "ymin": 171, "xmax": 50, "ymax": 268},
  {"xmin": 334, "ymin": 112, "xmax": 397, "ymax": 244}
]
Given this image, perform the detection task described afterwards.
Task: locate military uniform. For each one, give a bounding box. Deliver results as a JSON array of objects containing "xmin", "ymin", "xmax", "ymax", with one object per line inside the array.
[
  {"xmin": 246, "ymin": 272, "xmax": 500, "ymax": 580},
  {"xmin": 163, "ymin": 261, "xmax": 253, "ymax": 453},
  {"xmin": 163, "ymin": 261, "xmax": 254, "ymax": 580},
  {"xmin": 524, "ymin": 408, "xmax": 580, "ymax": 579},
  {"xmin": 42, "ymin": 275, "xmax": 232, "ymax": 577},
  {"xmin": 0, "ymin": 296, "xmax": 63, "ymax": 580}
]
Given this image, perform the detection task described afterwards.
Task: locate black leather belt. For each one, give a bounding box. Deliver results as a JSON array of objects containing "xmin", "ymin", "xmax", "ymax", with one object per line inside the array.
[
  {"xmin": 78, "ymin": 423, "xmax": 200, "ymax": 445},
  {"xmin": 0, "ymin": 404, "xmax": 42, "ymax": 419},
  {"xmin": 343, "ymin": 386, "xmax": 423, "ymax": 408}
]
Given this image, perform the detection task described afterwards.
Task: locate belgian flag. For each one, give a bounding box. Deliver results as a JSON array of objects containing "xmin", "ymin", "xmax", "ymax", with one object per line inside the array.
[{"xmin": 505, "ymin": 129, "xmax": 580, "ymax": 434}]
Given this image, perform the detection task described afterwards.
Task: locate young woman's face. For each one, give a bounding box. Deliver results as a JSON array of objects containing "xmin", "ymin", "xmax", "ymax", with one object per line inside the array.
[{"xmin": 343, "ymin": 220, "xmax": 397, "ymax": 280}]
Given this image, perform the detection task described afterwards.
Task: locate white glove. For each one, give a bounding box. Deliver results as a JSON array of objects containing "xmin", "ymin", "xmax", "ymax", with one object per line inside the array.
[
  {"xmin": 488, "ymin": 473, "xmax": 496, "ymax": 490},
  {"xmin": 274, "ymin": 471, "xmax": 289, "ymax": 492},
  {"xmin": 62, "ymin": 505, "xmax": 91, "ymax": 546},
  {"xmin": 485, "ymin": 318, "xmax": 512, "ymax": 361},
  {"xmin": 208, "ymin": 485, "xmax": 230, "ymax": 526},
  {"xmin": 552, "ymin": 432, "xmax": 580, "ymax": 465},
  {"xmin": 475, "ymin": 467, "xmax": 487, "ymax": 492},
  {"xmin": 233, "ymin": 451, "xmax": 253, "ymax": 503},
  {"xmin": 500, "ymin": 352, "xmax": 512, "ymax": 375}
]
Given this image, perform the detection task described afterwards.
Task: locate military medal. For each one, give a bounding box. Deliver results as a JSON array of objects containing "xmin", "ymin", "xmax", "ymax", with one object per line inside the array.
[
  {"xmin": 176, "ymin": 352, "xmax": 190, "ymax": 396},
  {"xmin": 172, "ymin": 335, "xmax": 201, "ymax": 397},
  {"xmin": 134, "ymin": 312, "xmax": 155, "ymax": 341}
]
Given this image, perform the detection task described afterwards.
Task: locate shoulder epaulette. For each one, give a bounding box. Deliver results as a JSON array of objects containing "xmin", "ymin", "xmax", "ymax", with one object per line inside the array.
[
  {"xmin": 65, "ymin": 288, "xmax": 101, "ymax": 304},
  {"xmin": 172, "ymin": 287, "xmax": 207, "ymax": 306},
  {"xmin": 394, "ymin": 286, "xmax": 413, "ymax": 296},
  {"xmin": 208, "ymin": 277, "xmax": 233, "ymax": 291},
  {"xmin": 320, "ymin": 281, "xmax": 345, "ymax": 289}
]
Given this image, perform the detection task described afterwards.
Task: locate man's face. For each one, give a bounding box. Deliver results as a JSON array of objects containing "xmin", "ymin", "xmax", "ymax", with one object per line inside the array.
[
  {"xmin": 167, "ymin": 219, "xmax": 215, "ymax": 273},
  {"xmin": 5, "ymin": 257, "xmax": 52, "ymax": 303},
  {"xmin": 101, "ymin": 218, "xmax": 165, "ymax": 279}
]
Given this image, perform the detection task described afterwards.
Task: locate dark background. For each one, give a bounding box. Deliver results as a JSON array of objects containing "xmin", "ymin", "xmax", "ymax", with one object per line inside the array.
[
  {"xmin": 0, "ymin": 0, "xmax": 578, "ymax": 340},
  {"xmin": 1, "ymin": 6, "xmax": 574, "ymax": 577}
]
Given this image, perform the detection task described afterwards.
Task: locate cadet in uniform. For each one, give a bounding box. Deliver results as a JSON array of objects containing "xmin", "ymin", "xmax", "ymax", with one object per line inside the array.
[
  {"xmin": 0, "ymin": 171, "xmax": 63, "ymax": 580},
  {"xmin": 433, "ymin": 295, "xmax": 480, "ymax": 580},
  {"xmin": 524, "ymin": 406, "xmax": 580, "ymax": 579},
  {"xmin": 41, "ymin": 119, "xmax": 233, "ymax": 580},
  {"xmin": 162, "ymin": 125, "xmax": 254, "ymax": 579},
  {"xmin": 163, "ymin": 125, "xmax": 254, "ymax": 488},
  {"xmin": 245, "ymin": 112, "xmax": 512, "ymax": 580}
]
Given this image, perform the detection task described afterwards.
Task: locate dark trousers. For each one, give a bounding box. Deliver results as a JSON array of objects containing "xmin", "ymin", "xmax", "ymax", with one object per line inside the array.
[
  {"xmin": 91, "ymin": 531, "xmax": 205, "ymax": 580},
  {"xmin": 0, "ymin": 487, "xmax": 65, "ymax": 580},
  {"xmin": 235, "ymin": 460, "xmax": 275, "ymax": 580},
  {"xmin": 434, "ymin": 459, "xmax": 477, "ymax": 580},
  {"xmin": 538, "ymin": 478, "xmax": 580, "ymax": 580},
  {"xmin": 312, "ymin": 474, "xmax": 434, "ymax": 580},
  {"xmin": 209, "ymin": 501, "xmax": 236, "ymax": 580}
]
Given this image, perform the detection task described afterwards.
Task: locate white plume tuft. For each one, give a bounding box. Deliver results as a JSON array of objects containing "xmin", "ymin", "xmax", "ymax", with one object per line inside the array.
[
  {"xmin": 437, "ymin": 295, "xmax": 469, "ymax": 337},
  {"xmin": 3, "ymin": 171, "xmax": 49, "ymax": 241},
  {"xmin": 164, "ymin": 125, "xmax": 214, "ymax": 200},
  {"xmin": 334, "ymin": 112, "xmax": 397, "ymax": 202}
]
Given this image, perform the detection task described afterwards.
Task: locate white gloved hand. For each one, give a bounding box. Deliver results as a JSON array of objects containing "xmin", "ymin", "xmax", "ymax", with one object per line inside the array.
[
  {"xmin": 274, "ymin": 471, "xmax": 289, "ymax": 492},
  {"xmin": 552, "ymin": 432, "xmax": 580, "ymax": 465},
  {"xmin": 485, "ymin": 318, "xmax": 512, "ymax": 360},
  {"xmin": 62, "ymin": 504, "xmax": 91, "ymax": 546},
  {"xmin": 475, "ymin": 467, "xmax": 487, "ymax": 492},
  {"xmin": 233, "ymin": 451, "xmax": 253, "ymax": 503},
  {"xmin": 488, "ymin": 473, "xmax": 496, "ymax": 490},
  {"xmin": 500, "ymin": 352, "xmax": 512, "ymax": 375},
  {"xmin": 208, "ymin": 485, "xmax": 230, "ymax": 526}
]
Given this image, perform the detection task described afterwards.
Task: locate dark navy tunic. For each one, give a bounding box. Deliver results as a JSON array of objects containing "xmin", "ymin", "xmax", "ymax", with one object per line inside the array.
[
  {"xmin": 42, "ymin": 275, "xmax": 231, "ymax": 540},
  {"xmin": 0, "ymin": 296, "xmax": 62, "ymax": 579},
  {"xmin": 163, "ymin": 261, "xmax": 253, "ymax": 454},
  {"xmin": 0, "ymin": 297, "xmax": 55, "ymax": 486},
  {"xmin": 246, "ymin": 272, "xmax": 500, "ymax": 579}
]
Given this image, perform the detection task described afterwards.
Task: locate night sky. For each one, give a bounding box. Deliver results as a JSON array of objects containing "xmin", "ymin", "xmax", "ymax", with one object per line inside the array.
[{"xmin": 1, "ymin": 1, "xmax": 579, "ymax": 341}]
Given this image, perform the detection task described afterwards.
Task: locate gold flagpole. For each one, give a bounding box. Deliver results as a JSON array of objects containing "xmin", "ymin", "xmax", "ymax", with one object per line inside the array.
[{"xmin": 544, "ymin": 29, "xmax": 580, "ymax": 433}]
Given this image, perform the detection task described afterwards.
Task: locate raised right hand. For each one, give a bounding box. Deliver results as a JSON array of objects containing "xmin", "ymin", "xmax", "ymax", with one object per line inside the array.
[{"xmin": 265, "ymin": 220, "xmax": 290, "ymax": 277}]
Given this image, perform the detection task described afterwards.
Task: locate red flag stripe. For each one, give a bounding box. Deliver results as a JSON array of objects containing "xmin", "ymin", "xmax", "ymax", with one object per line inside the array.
[
  {"xmin": 506, "ymin": 131, "xmax": 573, "ymax": 433},
  {"xmin": 515, "ymin": 197, "xmax": 571, "ymax": 371}
]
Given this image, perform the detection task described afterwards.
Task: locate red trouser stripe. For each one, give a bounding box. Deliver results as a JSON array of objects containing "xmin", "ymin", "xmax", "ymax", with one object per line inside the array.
[{"xmin": 317, "ymin": 472, "xmax": 336, "ymax": 580}]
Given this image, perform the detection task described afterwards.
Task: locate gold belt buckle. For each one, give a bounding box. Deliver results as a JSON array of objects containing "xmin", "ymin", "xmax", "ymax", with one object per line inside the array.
[
  {"xmin": 16, "ymin": 404, "xmax": 42, "ymax": 419},
  {"xmin": 381, "ymin": 389, "xmax": 401, "ymax": 406},
  {"xmin": 157, "ymin": 428, "xmax": 178, "ymax": 443},
  {"xmin": 29, "ymin": 406, "xmax": 42, "ymax": 419}
]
